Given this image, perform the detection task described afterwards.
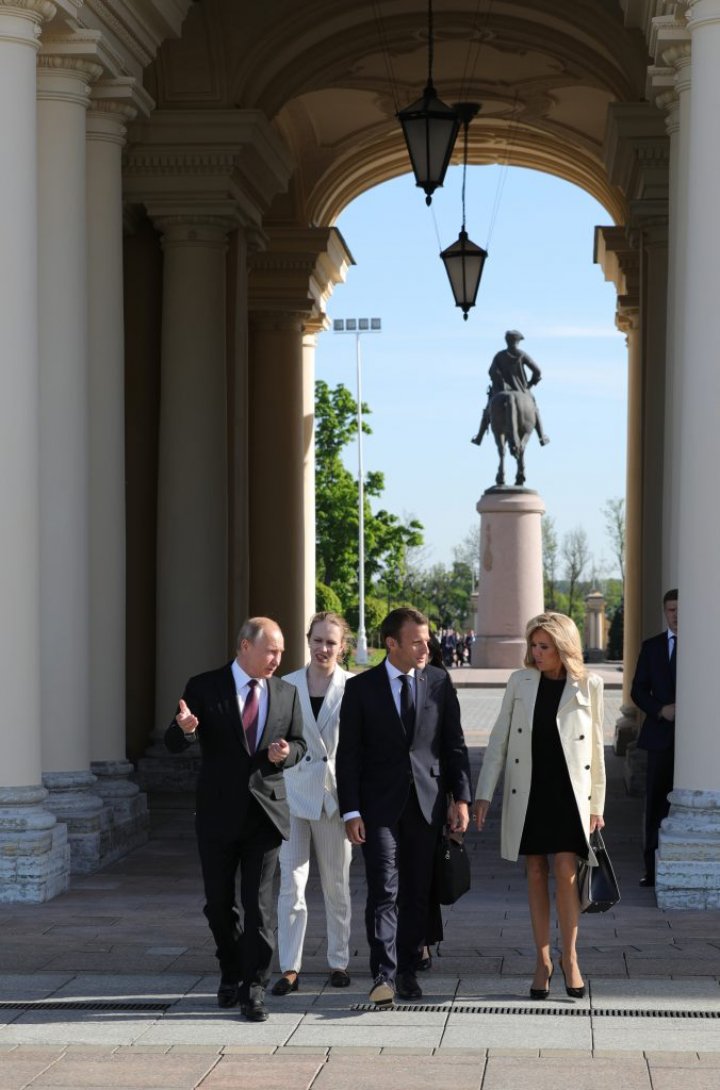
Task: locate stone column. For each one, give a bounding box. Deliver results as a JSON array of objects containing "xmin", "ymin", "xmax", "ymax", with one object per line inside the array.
[
  {"xmin": 86, "ymin": 83, "xmax": 148, "ymax": 857},
  {"xmin": 122, "ymin": 110, "xmax": 295, "ymax": 779},
  {"xmin": 152, "ymin": 216, "xmax": 234, "ymax": 734},
  {"xmin": 471, "ymin": 489, "xmax": 545, "ymax": 668},
  {"xmin": 247, "ymin": 227, "xmax": 353, "ymax": 671},
  {"xmin": 657, "ymin": 0, "xmax": 720, "ymax": 909},
  {"xmin": 302, "ymin": 329, "xmax": 319, "ymax": 626},
  {"xmin": 36, "ymin": 38, "xmax": 105, "ymax": 873},
  {"xmin": 247, "ymin": 311, "xmax": 306, "ymax": 667},
  {"xmin": 594, "ymin": 228, "xmax": 642, "ymax": 767},
  {"xmin": 649, "ymin": 0, "xmax": 692, "ymax": 592},
  {"xmin": 0, "ymin": 0, "xmax": 70, "ymax": 902}
]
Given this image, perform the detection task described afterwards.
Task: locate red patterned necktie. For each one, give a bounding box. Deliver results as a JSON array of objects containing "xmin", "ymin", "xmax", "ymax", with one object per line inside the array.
[{"xmin": 242, "ymin": 679, "xmax": 259, "ymax": 753}]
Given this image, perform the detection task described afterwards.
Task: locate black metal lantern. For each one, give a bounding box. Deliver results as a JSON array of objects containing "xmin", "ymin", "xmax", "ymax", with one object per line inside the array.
[
  {"xmin": 397, "ymin": 0, "xmax": 459, "ymax": 205},
  {"xmin": 440, "ymin": 102, "xmax": 487, "ymax": 319}
]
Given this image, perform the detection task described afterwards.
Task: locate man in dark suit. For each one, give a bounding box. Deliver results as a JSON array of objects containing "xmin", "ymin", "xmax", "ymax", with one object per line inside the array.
[
  {"xmin": 165, "ymin": 616, "xmax": 306, "ymax": 1021},
  {"xmin": 336, "ymin": 607, "xmax": 472, "ymax": 1005},
  {"xmin": 631, "ymin": 589, "xmax": 678, "ymax": 888}
]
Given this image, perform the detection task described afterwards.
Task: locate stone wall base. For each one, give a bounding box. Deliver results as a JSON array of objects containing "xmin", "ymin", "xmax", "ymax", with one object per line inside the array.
[
  {"xmin": 91, "ymin": 760, "xmax": 149, "ymax": 864},
  {"xmin": 624, "ymin": 740, "xmax": 647, "ymax": 797},
  {"xmin": 656, "ymin": 788, "xmax": 720, "ymax": 909},
  {"xmin": 0, "ymin": 785, "xmax": 70, "ymax": 903},
  {"xmin": 136, "ymin": 753, "xmax": 201, "ymax": 794}
]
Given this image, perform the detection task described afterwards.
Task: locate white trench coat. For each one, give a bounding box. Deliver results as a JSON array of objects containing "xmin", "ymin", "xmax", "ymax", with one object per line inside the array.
[{"xmin": 474, "ymin": 668, "xmax": 606, "ymax": 864}]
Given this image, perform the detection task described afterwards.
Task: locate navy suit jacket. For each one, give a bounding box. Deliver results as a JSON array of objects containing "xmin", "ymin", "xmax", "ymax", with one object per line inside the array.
[
  {"xmin": 631, "ymin": 632, "xmax": 676, "ymax": 752},
  {"xmin": 164, "ymin": 664, "xmax": 306, "ymax": 839},
  {"xmin": 335, "ymin": 661, "xmax": 472, "ymax": 827}
]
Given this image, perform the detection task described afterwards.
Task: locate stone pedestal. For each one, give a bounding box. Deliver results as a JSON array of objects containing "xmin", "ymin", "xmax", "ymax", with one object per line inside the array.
[
  {"xmin": 614, "ymin": 703, "xmax": 638, "ymax": 756},
  {"xmin": 471, "ymin": 488, "xmax": 545, "ymax": 669},
  {"xmin": 656, "ymin": 789, "xmax": 720, "ymax": 909},
  {"xmin": 0, "ymin": 786, "xmax": 70, "ymax": 904},
  {"xmin": 90, "ymin": 760, "xmax": 149, "ymax": 862},
  {"xmin": 42, "ymin": 771, "xmax": 105, "ymax": 876}
]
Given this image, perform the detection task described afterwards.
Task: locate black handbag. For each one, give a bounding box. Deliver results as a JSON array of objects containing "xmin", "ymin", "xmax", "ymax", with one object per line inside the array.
[
  {"xmin": 577, "ymin": 829, "xmax": 621, "ymax": 913},
  {"xmin": 434, "ymin": 830, "xmax": 471, "ymax": 905}
]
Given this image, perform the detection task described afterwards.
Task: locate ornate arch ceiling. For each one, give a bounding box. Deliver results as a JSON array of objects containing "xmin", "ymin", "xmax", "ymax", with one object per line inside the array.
[{"xmin": 148, "ymin": 0, "xmax": 650, "ymax": 225}]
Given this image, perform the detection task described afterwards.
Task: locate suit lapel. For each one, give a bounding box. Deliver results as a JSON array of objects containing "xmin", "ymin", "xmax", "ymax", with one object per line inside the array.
[
  {"xmin": 413, "ymin": 669, "xmax": 427, "ymax": 740},
  {"xmin": 558, "ymin": 677, "xmax": 589, "ymax": 715},
  {"xmin": 220, "ymin": 665, "xmax": 248, "ymax": 752},
  {"xmin": 293, "ymin": 670, "xmax": 327, "ymax": 751},
  {"xmin": 316, "ymin": 668, "xmax": 345, "ymax": 740},
  {"xmin": 519, "ymin": 669, "xmax": 541, "ymax": 727}
]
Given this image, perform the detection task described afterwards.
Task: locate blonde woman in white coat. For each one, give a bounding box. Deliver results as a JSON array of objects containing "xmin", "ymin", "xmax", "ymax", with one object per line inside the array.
[
  {"xmin": 271, "ymin": 612, "xmax": 354, "ymax": 995},
  {"xmin": 474, "ymin": 613, "xmax": 605, "ymax": 1001}
]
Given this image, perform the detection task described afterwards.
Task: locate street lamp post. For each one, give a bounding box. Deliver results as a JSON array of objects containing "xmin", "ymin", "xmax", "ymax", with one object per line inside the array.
[{"xmin": 332, "ymin": 317, "xmax": 382, "ymax": 665}]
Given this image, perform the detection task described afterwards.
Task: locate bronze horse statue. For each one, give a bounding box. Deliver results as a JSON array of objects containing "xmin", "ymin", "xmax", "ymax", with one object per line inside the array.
[{"xmin": 488, "ymin": 391, "xmax": 538, "ymax": 486}]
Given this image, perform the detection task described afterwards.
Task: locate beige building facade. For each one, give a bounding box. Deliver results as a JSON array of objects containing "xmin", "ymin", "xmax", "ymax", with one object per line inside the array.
[{"xmin": 0, "ymin": 0, "xmax": 717, "ymax": 907}]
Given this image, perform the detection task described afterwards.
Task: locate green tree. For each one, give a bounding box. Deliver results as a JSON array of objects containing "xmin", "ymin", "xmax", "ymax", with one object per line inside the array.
[
  {"xmin": 541, "ymin": 515, "xmax": 559, "ymax": 609},
  {"xmin": 315, "ymin": 581, "xmax": 342, "ymax": 614},
  {"xmin": 602, "ymin": 497, "xmax": 625, "ymax": 586},
  {"xmin": 561, "ymin": 526, "xmax": 590, "ymax": 624},
  {"xmin": 315, "ymin": 380, "xmax": 424, "ymax": 608}
]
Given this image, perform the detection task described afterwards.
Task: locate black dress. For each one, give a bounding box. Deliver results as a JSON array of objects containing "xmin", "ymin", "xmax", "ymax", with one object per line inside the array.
[{"xmin": 519, "ymin": 673, "xmax": 588, "ymax": 859}]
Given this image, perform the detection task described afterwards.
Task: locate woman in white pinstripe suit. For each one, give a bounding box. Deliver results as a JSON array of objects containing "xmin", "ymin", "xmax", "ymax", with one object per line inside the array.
[{"xmin": 271, "ymin": 612, "xmax": 354, "ymax": 995}]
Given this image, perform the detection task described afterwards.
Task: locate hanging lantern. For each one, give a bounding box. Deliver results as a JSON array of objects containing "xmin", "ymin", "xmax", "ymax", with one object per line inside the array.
[
  {"xmin": 440, "ymin": 229, "xmax": 488, "ymax": 319},
  {"xmin": 397, "ymin": 0, "xmax": 459, "ymax": 205},
  {"xmin": 439, "ymin": 102, "xmax": 486, "ymax": 318}
]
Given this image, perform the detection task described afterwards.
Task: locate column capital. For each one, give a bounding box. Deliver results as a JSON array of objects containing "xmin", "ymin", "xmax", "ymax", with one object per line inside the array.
[
  {"xmin": 38, "ymin": 33, "xmax": 103, "ymax": 104},
  {"xmin": 154, "ymin": 214, "xmax": 235, "ymax": 248},
  {"xmin": 0, "ymin": 0, "xmax": 56, "ymax": 48},
  {"xmin": 604, "ymin": 102, "xmax": 669, "ymax": 205},
  {"xmin": 687, "ymin": 0, "xmax": 720, "ymax": 32},
  {"xmin": 87, "ymin": 79, "xmax": 143, "ymax": 146},
  {"xmin": 248, "ymin": 225, "xmax": 354, "ymax": 327},
  {"xmin": 123, "ymin": 108, "xmax": 294, "ymax": 232}
]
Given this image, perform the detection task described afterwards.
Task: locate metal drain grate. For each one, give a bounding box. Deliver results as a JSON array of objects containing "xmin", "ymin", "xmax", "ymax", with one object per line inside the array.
[
  {"xmin": 0, "ymin": 1000, "xmax": 171, "ymax": 1012},
  {"xmin": 352, "ymin": 1003, "xmax": 720, "ymax": 1019}
]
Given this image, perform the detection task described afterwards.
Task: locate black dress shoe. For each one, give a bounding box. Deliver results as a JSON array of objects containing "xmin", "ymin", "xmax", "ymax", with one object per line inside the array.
[
  {"xmin": 396, "ymin": 971, "xmax": 422, "ymax": 1000},
  {"xmin": 217, "ymin": 980, "xmax": 240, "ymax": 1008},
  {"xmin": 639, "ymin": 874, "xmax": 655, "ymax": 887},
  {"xmin": 329, "ymin": 969, "xmax": 351, "ymax": 988},
  {"xmin": 271, "ymin": 973, "xmax": 299, "ymax": 996},
  {"xmin": 241, "ymin": 998, "xmax": 269, "ymax": 1022}
]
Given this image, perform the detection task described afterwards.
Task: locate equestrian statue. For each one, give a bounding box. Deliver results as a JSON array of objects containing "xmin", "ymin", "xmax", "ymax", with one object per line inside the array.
[{"xmin": 471, "ymin": 330, "xmax": 549, "ymax": 487}]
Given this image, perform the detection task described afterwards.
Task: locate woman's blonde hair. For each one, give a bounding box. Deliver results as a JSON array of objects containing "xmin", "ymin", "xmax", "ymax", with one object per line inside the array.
[{"xmin": 523, "ymin": 612, "xmax": 586, "ymax": 681}]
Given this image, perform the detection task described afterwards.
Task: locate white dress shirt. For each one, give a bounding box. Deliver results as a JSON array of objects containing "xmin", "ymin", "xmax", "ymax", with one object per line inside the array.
[{"xmin": 341, "ymin": 660, "xmax": 417, "ymax": 822}]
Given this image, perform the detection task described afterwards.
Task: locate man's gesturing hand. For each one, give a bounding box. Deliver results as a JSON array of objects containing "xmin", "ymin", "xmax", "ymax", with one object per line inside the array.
[{"xmin": 176, "ymin": 698, "xmax": 199, "ymax": 734}]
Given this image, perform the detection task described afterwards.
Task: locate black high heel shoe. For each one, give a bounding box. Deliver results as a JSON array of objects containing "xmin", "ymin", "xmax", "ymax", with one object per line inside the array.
[
  {"xmin": 529, "ymin": 963, "xmax": 554, "ymax": 1000},
  {"xmin": 559, "ymin": 957, "xmax": 585, "ymax": 999}
]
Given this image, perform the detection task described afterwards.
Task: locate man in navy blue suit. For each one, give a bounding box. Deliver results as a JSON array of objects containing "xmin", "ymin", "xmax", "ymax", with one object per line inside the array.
[
  {"xmin": 336, "ymin": 607, "xmax": 472, "ymax": 1005},
  {"xmin": 631, "ymin": 589, "xmax": 678, "ymax": 887}
]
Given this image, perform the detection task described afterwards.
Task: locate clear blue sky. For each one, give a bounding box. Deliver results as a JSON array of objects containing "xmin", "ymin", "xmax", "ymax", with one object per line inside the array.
[{"xmin": 315, "ymin": 165, "xmax": 627, "ymax": 580}]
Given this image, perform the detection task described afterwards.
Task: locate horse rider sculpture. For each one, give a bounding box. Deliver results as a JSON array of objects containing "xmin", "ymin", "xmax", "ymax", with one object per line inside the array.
[{"xmin": 471, "ymin": 330, "xmax": 550, "ymax": 487}]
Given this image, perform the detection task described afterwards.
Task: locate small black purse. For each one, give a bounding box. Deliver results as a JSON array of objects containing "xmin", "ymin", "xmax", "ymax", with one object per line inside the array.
[
  {"xmin": 577, "ymin": 829, "xmax": 621, "ymax": 913},
  {"xmin": 434, "ymin": 830, "xmax": 471, "ymax": 905}
]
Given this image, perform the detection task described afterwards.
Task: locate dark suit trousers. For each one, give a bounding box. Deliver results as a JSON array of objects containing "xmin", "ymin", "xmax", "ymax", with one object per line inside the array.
[
  {"xmin": 362, "ymin": 784, "xmax": 440, "ymax": 982},
  {"xmin": 197, "ymin": 798, "xmax": 282, "ymax": 997},
  {"xmin": 644, "ymin": 746, "xmax": 674, "ymax": 875}
]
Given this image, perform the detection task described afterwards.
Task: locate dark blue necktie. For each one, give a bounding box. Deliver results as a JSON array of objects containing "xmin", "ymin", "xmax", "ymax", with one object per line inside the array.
[{"xmin": 400, "ymin": 674, "xmax": 415, "ymax": 745}]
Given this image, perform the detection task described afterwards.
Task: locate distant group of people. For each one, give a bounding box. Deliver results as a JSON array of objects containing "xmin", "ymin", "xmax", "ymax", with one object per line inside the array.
[
  {"xmin": 166, "ymin": 592, "xmax": 677, "ymax": 1020},
  {"xmin": 439, "ymin": 627, "xmax": 475, "ymax": 668}
]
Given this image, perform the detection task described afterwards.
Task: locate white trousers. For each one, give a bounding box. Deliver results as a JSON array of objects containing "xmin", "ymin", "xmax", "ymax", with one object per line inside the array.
[{"xmin": 277, "ymin": 811, "xmax": 352, "ymax": 972}]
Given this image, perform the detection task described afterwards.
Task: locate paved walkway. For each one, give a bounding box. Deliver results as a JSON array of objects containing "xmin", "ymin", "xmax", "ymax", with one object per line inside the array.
[{"xmin": 2, "ymin": 686, "xmax": 720, "ymax": 1088}]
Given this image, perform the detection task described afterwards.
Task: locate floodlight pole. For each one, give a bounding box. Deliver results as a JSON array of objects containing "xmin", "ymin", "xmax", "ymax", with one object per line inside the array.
[{"xmin": 354, "ymin": 331, "xmax": 368, "ymax": 664}]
